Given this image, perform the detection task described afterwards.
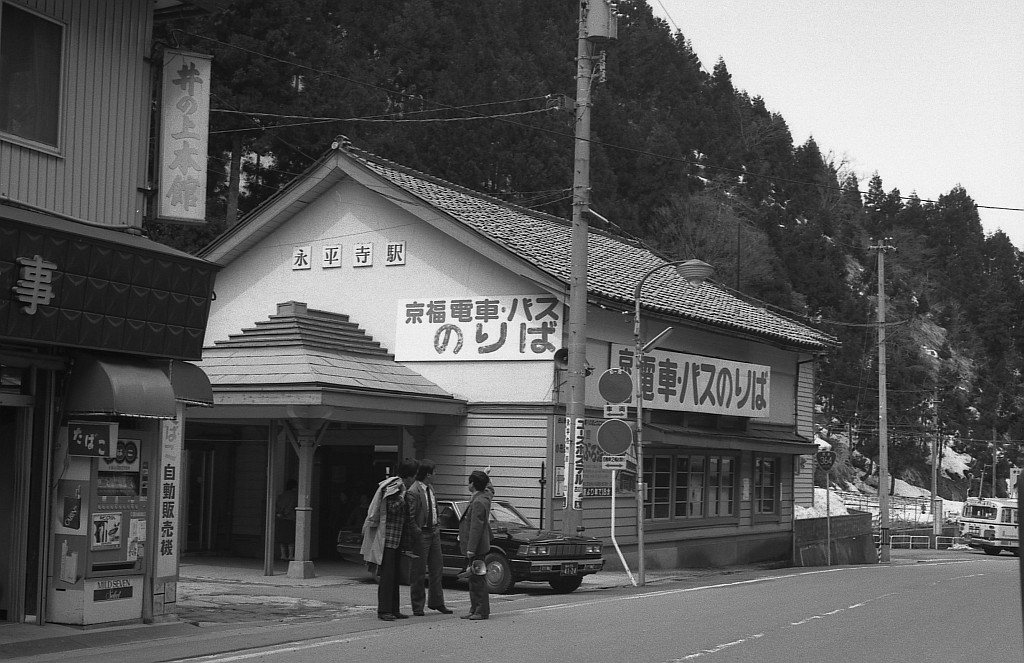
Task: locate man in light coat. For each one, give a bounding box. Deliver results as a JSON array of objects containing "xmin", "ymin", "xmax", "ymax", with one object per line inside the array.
[{"xmin": 361, "ymin": 459, "xmax": 420, "ymax": 621}]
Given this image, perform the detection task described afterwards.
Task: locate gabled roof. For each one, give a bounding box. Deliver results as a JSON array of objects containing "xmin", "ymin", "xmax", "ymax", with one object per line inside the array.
[
  {"xmin": 201, "ymin": 142, "xmax": 837, "ymax": 351},
  {"xmin": 199, "ymin": 302, "xmax": 461, "ymax": 409}
]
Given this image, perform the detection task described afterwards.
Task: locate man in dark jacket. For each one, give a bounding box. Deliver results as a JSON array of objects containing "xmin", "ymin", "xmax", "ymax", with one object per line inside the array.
[
  {"xmin": 459, "ymin": 470, "xmax": 492, "ymax": 620},
  {"xmin": 409, "ymin": 459, "xmax": 453, "ymax": 615}
]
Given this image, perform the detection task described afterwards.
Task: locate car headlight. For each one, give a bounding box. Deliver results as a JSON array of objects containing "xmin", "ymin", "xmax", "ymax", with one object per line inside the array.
[
  {"xmin": 519, "ymin": 544, "xmax": 550, "ymax": 555},
  {"xmin": 585, "ymin": 544, "xmax": 602, "ymax": 554}
]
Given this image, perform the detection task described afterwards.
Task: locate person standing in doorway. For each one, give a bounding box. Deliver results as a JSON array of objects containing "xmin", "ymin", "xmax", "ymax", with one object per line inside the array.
[
  {"xmin": 409, "ymin": 460, "xmax": 453, "ymax": 615},
  {"xmin": 275, "ymin": 479, "xmax": 298, "ymax": 561},
  {"xmin": 459, "ymin": 470, "xmax": 492, "ymax": 620},
  {"xmin": 362, "ymin": 459, "xmax": 420, "ymax": 621}
]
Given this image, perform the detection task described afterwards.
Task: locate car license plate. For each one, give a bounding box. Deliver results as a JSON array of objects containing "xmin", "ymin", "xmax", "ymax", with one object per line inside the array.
[{"xmin": 561, "ymin": 562, "xmax": 578, "ymax": 575}]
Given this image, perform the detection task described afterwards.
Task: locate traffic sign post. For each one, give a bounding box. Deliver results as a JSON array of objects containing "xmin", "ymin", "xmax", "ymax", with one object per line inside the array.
[
  {"xmin": 816, "ymin": 450, "xmax": 837, "ymax": 565},
  {"xmin": 596, "ymin": 368, "xmax": 636, "ymax": 586}
]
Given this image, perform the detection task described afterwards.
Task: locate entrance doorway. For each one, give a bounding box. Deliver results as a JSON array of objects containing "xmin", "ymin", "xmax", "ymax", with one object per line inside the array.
[
  {"xmin": 183, "ymin": 447, "xmax": 217, "ymax": 552},
  {"xmin": 0, "ymin": 406, "xmax": 15, "ymax": 621}
]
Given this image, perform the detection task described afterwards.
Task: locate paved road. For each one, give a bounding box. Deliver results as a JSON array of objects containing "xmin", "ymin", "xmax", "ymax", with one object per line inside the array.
[
  {"xmin": 5, "ymin": 548, "xmax": 1021, "ymax": 662},
  {"xmin": 158, "ymin": 551, "xmax": 1021, "ymax": 663}
]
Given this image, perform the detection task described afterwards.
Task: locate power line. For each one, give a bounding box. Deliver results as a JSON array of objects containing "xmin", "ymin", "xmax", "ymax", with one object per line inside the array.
[{"xmin": 174, "ymin": 29, "xmax": 1024, "ymax": 215}]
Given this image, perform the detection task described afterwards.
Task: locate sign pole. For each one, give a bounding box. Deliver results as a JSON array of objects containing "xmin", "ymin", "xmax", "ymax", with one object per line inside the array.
[
  {"xmin": 826, "ymin": 482, "xmax": 831, "ymax": 566},
  {"xmin": 608, "ymin": 468, "xmax": 636, "ymax": 587},
  {"xmin": 816, "ymin": 450, "xmax": 837, "ymax": 567}
]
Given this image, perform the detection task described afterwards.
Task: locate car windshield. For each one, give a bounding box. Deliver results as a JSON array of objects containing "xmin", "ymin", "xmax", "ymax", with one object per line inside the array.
[
  {"xmin": 490, "ymin": 501, "xmax": 533, "ymax": 527},
  {"xmin": 447, "ymin": 500, "xmax": 534, "ymax": 528}
]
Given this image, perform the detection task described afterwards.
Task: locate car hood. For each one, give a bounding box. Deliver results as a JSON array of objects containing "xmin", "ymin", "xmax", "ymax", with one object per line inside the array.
[{"xmin": 492, "ymin": 523, "xmax": 600, "ymax": 544}]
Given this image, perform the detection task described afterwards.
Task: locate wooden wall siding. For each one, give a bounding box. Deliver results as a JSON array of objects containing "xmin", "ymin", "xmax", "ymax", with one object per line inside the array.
[
  {"xmin": 427, "ymin": 411, "xmax": 550, "ymax": 525},
  {"xmin": 795, "ymin": 358, "xmax": 815, "ymax": 439},
  {"xmin": 794, "ymin": 456, "xmax": 814, "ymax": 507},
  {"xmin": 0, "ymin": 0, "xmax": 151, "ymax": 227}
]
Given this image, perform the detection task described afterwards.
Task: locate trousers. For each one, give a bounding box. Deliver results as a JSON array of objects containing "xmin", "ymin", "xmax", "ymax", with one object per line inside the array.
[{"xmin": 410, "ymin": 528, "xmax": 445, "ymax": 611}]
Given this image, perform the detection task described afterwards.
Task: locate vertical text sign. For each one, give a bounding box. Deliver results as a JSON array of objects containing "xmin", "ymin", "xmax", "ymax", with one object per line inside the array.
[
  {"xmin": 157, "ymin": 415, "xmax": 183, "ymax": 581},
  {"xmin": 159, "ymin": 50, "xmax": 212, "ymax": 223}
]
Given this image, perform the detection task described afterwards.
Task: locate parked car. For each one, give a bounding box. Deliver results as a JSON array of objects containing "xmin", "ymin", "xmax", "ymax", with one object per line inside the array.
[{"xmin": 337, "ymin": 498, "xmax": 605, "ymax": 593}]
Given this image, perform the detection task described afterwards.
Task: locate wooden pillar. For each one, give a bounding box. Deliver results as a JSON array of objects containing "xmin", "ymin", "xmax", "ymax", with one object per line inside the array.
[{"xmin": 288, "ymin": 425, "xmax": 323, "ymax": 579}]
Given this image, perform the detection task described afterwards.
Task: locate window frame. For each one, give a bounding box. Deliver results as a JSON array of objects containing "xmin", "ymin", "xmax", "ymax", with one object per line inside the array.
[
  {"xmin": 753, "ymin": 454, "xmax": 781, "ymax": 519},
  {"xmin": 0, "ymin": 1, "xmax": 66, "ymax": 153},
  {"xmin": 643, "ymin": 450, "xmax": 739, "ymax": 525}
]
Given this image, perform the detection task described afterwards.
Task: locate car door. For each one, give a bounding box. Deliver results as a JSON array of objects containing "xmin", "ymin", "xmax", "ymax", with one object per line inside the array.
[{"xmin": 437, "ymin": 501, "xmax": 464, "ymax": 572}]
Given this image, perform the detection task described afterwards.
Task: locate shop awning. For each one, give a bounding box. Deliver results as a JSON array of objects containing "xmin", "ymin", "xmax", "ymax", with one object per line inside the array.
[
  {"xmin": 65, "ymin": 355, "xmax": 177, "ymax": 419},
  {"xmin": 644, "ymin": 422, "xmax": 816, "ymax": 455},
  {"xmin": 163, "ymin": 360, "xmax": 213, "ymax": 407}
]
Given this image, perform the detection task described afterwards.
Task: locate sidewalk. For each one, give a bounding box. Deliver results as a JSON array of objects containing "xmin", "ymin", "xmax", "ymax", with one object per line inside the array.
[{"xmin": 0, "ymin": 549, "xmax": 940, "ymax": 660}]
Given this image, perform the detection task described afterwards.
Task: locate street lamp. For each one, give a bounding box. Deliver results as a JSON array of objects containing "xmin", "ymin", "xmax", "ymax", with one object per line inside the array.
[{"xmin": 633, "ymin": 259, "xmax": 714, "ymax": 586}]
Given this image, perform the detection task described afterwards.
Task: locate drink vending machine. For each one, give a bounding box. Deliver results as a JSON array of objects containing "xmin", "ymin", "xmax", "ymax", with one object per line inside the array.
[{"xmin": 49, "ymin": 422, "xmax": 155, "ymax": 625}]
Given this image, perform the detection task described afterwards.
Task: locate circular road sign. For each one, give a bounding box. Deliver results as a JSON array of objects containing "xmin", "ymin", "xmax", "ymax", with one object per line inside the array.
[
  {"xmin": 598, "ymin": 368, "xmax": 633, "ymax": 404},
  {"xmin": 597, "ymin": 419, "xmax": 633, "ymax": 455}
]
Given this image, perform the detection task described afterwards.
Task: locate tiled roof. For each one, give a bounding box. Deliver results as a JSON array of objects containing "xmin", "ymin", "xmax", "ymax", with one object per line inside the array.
[
  {"xmin": 347, "ymin": 147, "xmax": 837, "ymax": 350},
  {"xmin": 200, "ymin": 302, "xmax": 456, "ymax": 399}
]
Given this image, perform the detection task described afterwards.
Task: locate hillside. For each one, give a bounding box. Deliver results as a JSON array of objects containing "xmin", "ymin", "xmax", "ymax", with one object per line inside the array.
[{"xmin": 151, "ymin": 0, "xmax": 1024, "ymax": 498}]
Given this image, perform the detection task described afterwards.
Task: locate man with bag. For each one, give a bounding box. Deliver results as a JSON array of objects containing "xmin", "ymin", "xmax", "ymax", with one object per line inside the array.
[{"xmin": 360, "ymin": 459, "xmax": 420, "ymax": 621}]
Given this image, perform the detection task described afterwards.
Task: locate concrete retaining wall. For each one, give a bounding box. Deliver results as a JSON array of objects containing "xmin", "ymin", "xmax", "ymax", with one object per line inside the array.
[{"xmin": 793, "ymin": 509, "xmax": 877, "ymax": 566}]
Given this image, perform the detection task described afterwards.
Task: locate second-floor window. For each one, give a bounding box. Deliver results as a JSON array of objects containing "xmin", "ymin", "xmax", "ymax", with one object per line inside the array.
[{"xmin": 0, "ymin": 2, "xmax": 63, "ymax": 148}]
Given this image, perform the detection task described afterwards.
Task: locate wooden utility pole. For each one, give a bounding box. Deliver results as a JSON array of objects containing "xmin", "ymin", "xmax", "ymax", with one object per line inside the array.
[
  {"xmin": 992, "ymin": 427, "xmax": 998, "ymax": 498},
  {"xmin": 873, "ymin": 239, "xmax": 894, "ymax": 562},
  {"xmin": 931, "ymin": 392, "xmax": 941, "ymax": 539},
  {"xmin": 563, "ymin": 1, "xmax": 616, "ymax": 535}
]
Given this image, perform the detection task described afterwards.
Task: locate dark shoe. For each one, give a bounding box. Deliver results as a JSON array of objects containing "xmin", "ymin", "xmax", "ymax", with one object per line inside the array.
[
  {"xmin": 460, "ymin": 613, "xmax": 476, "ymax": 619},
  {"xmin": 429, "ymin": 605, "xmax": 454, "ymax": 614},
  {"xmin": 393, "ymin": 613, "xmax": 410, "ymax": 619},
  {"xmin": 378, "ymin": 613, "xmax": 397, "ymax": 621},
  {"xmin": 413, "ymin": 610, "xmax": 425, "ymax": 616},
  {"xmin": 468, "ymin": 614, "xmax": 487, "ymax": 620}
]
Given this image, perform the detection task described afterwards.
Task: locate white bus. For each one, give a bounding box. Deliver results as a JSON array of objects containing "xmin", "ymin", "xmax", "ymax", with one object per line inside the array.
[{"xmin": 959, "ymin": 497, "xmax": 1019, "ymax": 556}]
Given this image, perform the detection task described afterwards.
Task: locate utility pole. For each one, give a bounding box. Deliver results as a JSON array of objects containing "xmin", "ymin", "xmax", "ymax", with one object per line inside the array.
[
  {"xmin": 992, "ymin": 427, "xmax": 998, "ymax": 498},
  {"xmin": 931, "ymin": 392, "xmax": 941, "ymax": 539},
  {"xmin": 873, "ymin": 239, "xmax": 894, "ymax": 563},
  {"xmin": 563, "ymin": 1, "xmax": 617, "ymax": 535}
]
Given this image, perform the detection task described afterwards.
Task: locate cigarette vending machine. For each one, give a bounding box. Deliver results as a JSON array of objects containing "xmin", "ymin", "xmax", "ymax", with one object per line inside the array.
[{"xmin": 49, "ymin": 423, "xmax": 155, "ymax": 625}]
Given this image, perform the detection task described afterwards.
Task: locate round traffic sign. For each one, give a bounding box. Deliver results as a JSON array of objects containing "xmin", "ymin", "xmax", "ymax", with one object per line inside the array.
[
  {"xmin": 597, "ymin": 419, "xmax": 633, "ymax": 455},
  {"xmin": 598, "ymin": 368, "xmax": 633, "ymax": 404}
]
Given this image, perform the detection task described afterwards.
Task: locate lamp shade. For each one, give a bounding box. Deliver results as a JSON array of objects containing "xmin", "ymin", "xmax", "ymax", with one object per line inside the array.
[{"xmin": 674, "ymin": 259, "xmax": 714, "ymax": 285}]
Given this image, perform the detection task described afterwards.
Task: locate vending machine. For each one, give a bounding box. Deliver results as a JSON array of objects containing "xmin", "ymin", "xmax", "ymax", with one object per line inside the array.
[{"xmin": 49, "ymin": 422, "xmax": 155, "ymax": 625}]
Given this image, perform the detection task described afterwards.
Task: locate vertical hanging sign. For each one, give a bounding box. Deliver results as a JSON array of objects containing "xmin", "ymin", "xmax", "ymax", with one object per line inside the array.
[
  {"xmin": 571, "ymin": 418, "xmax": 585, "ymax": 511},
  {"xmin": 158, "ymin": 50, "xmax": 212, "ymax": 224},
  {"xmin": 156, "ymin": 414, "xmax": 183, "ymax": 581}
]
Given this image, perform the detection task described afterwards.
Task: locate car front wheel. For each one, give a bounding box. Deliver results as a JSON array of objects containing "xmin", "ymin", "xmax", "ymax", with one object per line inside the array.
[
  {"xmin": 484, "ymin": 552, "xmax": 513, "ymax": 594},
  {"xmin": 548, "ymin": 576, "xmax": 583, "ymax": 593}
]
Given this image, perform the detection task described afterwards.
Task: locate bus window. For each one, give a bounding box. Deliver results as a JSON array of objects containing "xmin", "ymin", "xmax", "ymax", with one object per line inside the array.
[
  {"xmin": 1002, "ymin": 508, "xmax": 1018, "ymax": 524},
  {"xmin": 964, "ymin": 505, "xmax": 997, "ymax": 520}
]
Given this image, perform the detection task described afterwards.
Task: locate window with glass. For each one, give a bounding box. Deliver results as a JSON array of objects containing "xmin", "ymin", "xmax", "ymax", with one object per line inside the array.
[
  {"xmin": 644, "ymin": 452, "xmax": 736, "ymax": 521},
  {"xmin": 0, "ymin": 3, "xmax": 63, "ymax": 147},
  {"xmin": 754, "ymin": 456, "xmax": 779, "ymax": 515}
]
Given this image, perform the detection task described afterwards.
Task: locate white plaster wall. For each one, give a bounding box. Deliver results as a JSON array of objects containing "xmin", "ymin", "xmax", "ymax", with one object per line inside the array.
[
  {"xmin": 206, "ymin": 178, "xmax": 804, "ymax": 418},
  {"xmin": 205, "ymin": 179, "xmax": 562, "ymax": 403}
]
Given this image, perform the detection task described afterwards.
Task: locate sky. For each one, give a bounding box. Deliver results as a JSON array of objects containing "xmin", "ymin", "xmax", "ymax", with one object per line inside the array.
[{"xmin": 648, "ymin": 1, "xmax": 1024, "ymax": 248}]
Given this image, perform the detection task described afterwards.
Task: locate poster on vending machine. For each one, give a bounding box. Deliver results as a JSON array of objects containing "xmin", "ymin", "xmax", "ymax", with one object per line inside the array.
[
  {"xmin": 127, "ymin": 518, "xmax": 146, "ymax": 561},
  {"xmin": 91, "ymin": 512, "xmax": 122, "ymax": 551}
]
